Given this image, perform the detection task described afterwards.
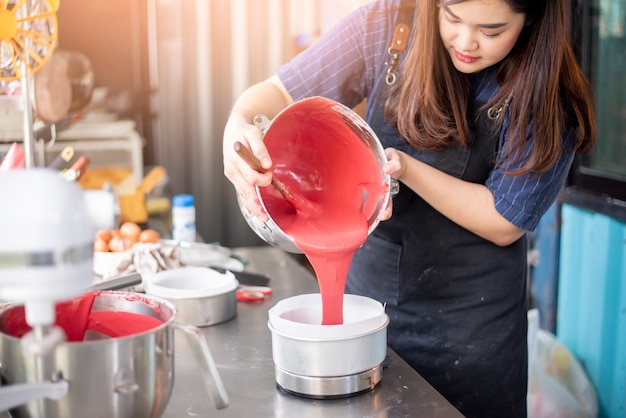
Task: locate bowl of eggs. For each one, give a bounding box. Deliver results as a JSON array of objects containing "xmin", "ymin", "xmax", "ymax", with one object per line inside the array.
[{"xmin": 93, "ymin": 221, "xmax": 161, "ymax": 277}]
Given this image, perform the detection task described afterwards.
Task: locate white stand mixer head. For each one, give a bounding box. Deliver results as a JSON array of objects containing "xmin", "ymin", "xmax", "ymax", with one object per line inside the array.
[{"xmin": 0, "ymin": 169, "xmax": 95, "ymax": 330}]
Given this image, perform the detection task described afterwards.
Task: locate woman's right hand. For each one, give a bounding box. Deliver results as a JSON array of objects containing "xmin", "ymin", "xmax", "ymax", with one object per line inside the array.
[
  {"xmin": 223, "ymin": 114, "xmax": 274, "ymax": 222},
  {"xmin": 222, "ymin": 76, "xmax": 295, "ymax": 221}
]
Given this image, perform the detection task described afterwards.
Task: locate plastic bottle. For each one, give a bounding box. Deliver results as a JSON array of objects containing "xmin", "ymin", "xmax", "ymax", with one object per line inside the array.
[{"xmin": 172, "ymin": 194, "xmax": 196, "ymax": 242}]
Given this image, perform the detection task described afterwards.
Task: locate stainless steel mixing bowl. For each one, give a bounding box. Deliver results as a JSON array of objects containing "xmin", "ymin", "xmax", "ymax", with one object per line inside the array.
[{"xmin": 0, "ymin": 291, "xmax": 228, "ymax": 417}]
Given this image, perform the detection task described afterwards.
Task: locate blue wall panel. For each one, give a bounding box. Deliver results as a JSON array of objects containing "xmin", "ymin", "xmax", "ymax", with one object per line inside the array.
[
  {"xmin": 530, "ymin": 202, "xmax": 561, "ymax": 332},
  {"xmin": 558, "ymin": 204, "xmax": 626, "ymax": 418}
]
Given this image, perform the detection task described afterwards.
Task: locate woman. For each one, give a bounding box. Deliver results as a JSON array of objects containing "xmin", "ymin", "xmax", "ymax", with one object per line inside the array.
[{"xmin": 223, "ymin": 0, "xmax": 596, "ymax": 416}]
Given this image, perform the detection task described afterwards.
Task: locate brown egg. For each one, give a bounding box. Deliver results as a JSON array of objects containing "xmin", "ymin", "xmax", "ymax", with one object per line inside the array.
[
  {"xmin": 95, "ymin": 229, "xmax": 113, "ymax": 243},
  {"xmin": 108, "ymin": 235, "xmax": 130, "ymax": 252},
  {"xmin": 125, "ymin": 236, "xmax": 138, "ymax": 249},
  {"xmin": 139, "ymin": 229, "xmax": 160, "ymax": 243},
  {"xmin": 94, "ymin": 237, "xmax": 110, "ymax": 252},
  {"xmin": 119, "ymin": 222, "xmax": 142, "ymax": 240}
]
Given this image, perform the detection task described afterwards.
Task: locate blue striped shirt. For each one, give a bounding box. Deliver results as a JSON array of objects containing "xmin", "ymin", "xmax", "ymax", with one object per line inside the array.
[{"xmin": 277, "ymin": 0, "xmax": 575, "ymax": 231}]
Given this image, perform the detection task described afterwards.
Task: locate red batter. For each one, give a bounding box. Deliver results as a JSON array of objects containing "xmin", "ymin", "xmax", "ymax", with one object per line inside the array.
[
  {"xmin": 290, "ymin": 205, "xmax": 368, "ymax": 325},
  {"xmin": 86, "ymin": 311, "xmax": 163, "ymax": 338},
  {"xmin": 260, "ymin": 97, "xmax": 386, "ymax": 325},
  {"xmin": 1, "ymin": 292, "xmax": 163, "ymax": 341}
]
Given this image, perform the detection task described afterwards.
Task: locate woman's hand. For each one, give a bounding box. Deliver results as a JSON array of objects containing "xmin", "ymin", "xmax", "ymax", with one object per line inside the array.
[
  {"xmin": 222, "ymin": 76, "xmax": 294, "ymax": 222},
  {"xmin": 381, "ymin": 147, "xmax": 525, "ymax": 246},
  {"xmin": 376, "ymin": 147, "xmax": 406, "ymax": 222},
  {"xmin": 383, "ymin": 148, "xmax": 407, "ymax": 181},
  {"xmin": 223, "ymin": 115, "xmax": 273, "ymax": 221}
]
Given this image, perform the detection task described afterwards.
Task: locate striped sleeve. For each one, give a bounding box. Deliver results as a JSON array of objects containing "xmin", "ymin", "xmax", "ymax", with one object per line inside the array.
[
  {"xmin": 276, "ymin": 0, "xmax": 400, "ymax": 108},
  {"xmin": 487, "ymin": 127, "xmax": 576, "ymax": 232}
]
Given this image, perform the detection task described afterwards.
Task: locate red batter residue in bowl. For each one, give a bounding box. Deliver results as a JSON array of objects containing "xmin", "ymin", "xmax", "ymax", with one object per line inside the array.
[{"xmin": 1, "ymin": 291, "xmax": 163, "ymax": 342}]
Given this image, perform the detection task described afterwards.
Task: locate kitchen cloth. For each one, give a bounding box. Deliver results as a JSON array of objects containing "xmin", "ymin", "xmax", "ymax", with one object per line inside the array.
[{"xmin": 100, "ymin": 242, "xmax": 183, "ymax": 291}]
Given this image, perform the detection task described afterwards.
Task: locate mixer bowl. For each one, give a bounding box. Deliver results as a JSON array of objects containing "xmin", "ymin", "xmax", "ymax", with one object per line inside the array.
[
  {"xmin": 0, "ymin": 291, "xmax": 228, "ymax": 417},
  {"xmin": 239, "ymin": 96, "xmax": 390, "ymax": 254}
]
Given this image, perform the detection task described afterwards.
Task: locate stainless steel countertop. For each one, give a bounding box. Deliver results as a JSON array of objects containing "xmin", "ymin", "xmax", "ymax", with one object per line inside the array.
[{"xmin": 162, "ymin": 246, "xmax": 463, "ymax": 418}]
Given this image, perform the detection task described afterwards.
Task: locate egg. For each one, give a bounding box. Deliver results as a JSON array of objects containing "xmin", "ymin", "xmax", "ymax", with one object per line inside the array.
[
  {"xmin": 95, "ymin": 229, "xmax": 113, "ymax": 243},
  {"xmin": 108, "ymin": 235, "xmax": 131, "ymax": 252},
  {"xmin": 94, "ymin": 237, "xmax": 110, "ymax": 252},
  {"xmin": 119, "ymin": 221, "xmax": 142, "ymax": 240},
  {"xmin": 139, "ymin": 229, "xmax": 161, "ymax": 243},
  {"xmin": 125, "ymin": 236, "xmax": 139, "ymax": 249},
  {"xmin": 94, "ymin": 222, "xmax": 160, "ymax": 253}
]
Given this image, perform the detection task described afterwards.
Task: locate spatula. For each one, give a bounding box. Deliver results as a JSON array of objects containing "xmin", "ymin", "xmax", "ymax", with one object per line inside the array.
[
  {"xmin": 233, "ymin": 141, "xmax": 292, "ymax": 199},
  {"xmin": 233, "ymin": 141, "xmax": 318, "ymax": 216}
]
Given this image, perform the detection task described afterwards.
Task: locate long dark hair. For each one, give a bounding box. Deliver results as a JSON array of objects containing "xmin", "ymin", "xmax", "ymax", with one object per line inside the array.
[{"xmin": 385, "ymin": 0, "xmax": 596, "ymax": 175}]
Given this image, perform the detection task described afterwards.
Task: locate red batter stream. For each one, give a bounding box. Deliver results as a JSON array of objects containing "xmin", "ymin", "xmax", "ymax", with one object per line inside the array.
[
  {"xmin": 264, "ymin": 193, "xmax": 371, "ymax": 324},
  {"xmin": 1, "ymin": 292, "xmax": 163, "ymax": 341},
  {"xmin": 260, "ymin": 98, "xmax": 386, "ymax": 325}
]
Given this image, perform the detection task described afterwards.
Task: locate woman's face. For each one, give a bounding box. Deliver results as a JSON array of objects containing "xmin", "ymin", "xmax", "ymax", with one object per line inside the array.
[{"xmin": 438, "ymin": 0, "xmax": 526, "ymax": 73}]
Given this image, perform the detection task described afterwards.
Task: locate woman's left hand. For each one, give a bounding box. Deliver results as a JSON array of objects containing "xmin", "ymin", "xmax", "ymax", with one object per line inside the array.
[
  {"xmin": 383, "ymin": 148, "xmax": 407, "ymax": 180},
  {"xmin": 377, "ymin": 147, "xmax": 405, "ymax": 222}
]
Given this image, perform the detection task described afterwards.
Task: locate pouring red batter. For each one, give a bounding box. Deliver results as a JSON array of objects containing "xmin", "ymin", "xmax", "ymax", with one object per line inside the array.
[
  {"xmin": 1, "ymin": 291, "xmax": 163, "ymax": 341},
  {"xmin": 260, "ymin": 98, "xmax": 387, "ymax": 325},
  {"xmin": 289, "ymin": 208, "xmax": 369, "ymax": 325},
  {"xmin": 263, "ymin": 192, "xmax": 370, "ymax": 324}
]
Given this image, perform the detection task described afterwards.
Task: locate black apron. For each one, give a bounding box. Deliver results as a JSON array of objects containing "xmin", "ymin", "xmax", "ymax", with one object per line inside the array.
[{"xmin": 346, "ymin": 22, "xmax": 528, "ymax": 418}]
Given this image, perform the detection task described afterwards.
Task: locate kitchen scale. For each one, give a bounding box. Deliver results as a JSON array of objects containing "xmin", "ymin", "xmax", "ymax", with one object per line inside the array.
[{"xmin": 275, "ymin": 363, "xmax": 385, "ymax": 399}]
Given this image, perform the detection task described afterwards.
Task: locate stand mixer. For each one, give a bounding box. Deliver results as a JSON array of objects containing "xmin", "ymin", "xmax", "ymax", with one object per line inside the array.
[
  {"xmin": 0, "ymin": 0, "xmax": 97, "ymax": 353},
  {"xmin": 0, "ymin": 1, "xmax": 103, "ymax": 411},
  {"xmin": 1, "ymin": 4, "xmax": 229, "ymax": 415},
  {"xmin": 0, "ymin": 169, "xmax": 95, "ymax": 353},
  {"xmin": 0, "ymin": 169, "xmax": 97, "ymax": 411}
]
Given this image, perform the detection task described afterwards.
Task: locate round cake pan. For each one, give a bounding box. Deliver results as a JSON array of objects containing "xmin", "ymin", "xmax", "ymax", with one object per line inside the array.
[
  {"xmin": 145, "ymin": 266, "xmax": 238, "ymax": 327},
  {"xmin": 268, "ymin": 294, "xmax": 389, "ymax": 377}
]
